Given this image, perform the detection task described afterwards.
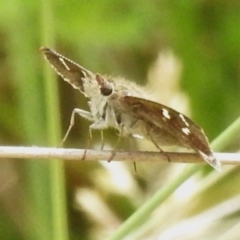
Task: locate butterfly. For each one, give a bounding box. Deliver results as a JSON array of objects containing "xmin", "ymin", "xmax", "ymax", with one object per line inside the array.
[{"xmin": 40, "ymin": 47, "xmax": 221, "ymax": 171}]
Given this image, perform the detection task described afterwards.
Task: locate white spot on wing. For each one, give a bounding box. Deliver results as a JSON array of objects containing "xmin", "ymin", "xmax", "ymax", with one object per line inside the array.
[
  {"xmin": 198, "ymin": 151, "xmax": 221, "ymax": 172},
  {"xmin": 132, "ymin": 134, "xmax": 144, "ymax": 139},
  {"xmin": 179, "ymin": 114, "xmax": 189, "ymax": 126},
  {"xmin": 59, "ymin": 57, "xmax": 70, "ymax": 71},
  {"xmin": 162, "ymin": 108, "xmax": 171, "ymax": 119},
  {"xmin": 182, "ymin": 127, "xmax": 191, "ymax": 135}
]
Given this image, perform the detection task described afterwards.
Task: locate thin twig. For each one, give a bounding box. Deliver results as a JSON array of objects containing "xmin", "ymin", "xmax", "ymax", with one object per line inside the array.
[{"xmin": 0, "ymin": 146, "xmax": 238, "ymax": 165}]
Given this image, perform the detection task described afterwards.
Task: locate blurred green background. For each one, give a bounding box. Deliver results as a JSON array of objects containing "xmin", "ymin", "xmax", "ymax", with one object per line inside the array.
[{"xmin": 0, "ymin": 1, "xmax": 240, "ymax": 240}]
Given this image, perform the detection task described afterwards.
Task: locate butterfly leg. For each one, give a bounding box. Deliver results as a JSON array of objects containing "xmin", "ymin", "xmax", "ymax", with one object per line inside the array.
[
  {"xmin": 110, "ymin": 131, "xmax": 138, "ymax": 173},
  {"xmin": 60, "ymin": 108, "xmax": 91, "ymax": 145},
  {"xmin": 148, "ymin": 134, "xmax": 171, "ymax": 162},
  {"xmin": 82, "ymin": 128, "xmax": 92, "ymax": 160},
  {"xmin": 60, "ymin": 108, "xmax": 94, "ymax": 159},
  {"xmin": 89, "ymin": 118, "xmax": 107, "ymax": 145},
  {"xmin": 129, "ymin": 137, "xmax": 137, "ymax": 174},
  {"xmin": 114, "ymin": 120, "xmax": 137, "ymax": 173},
  {"xmin": 130, "ymin": 119, "xmax": 152, "ymax": 173},
  {"xmin": 82, "ymin": 118, "xmax": 108, "ymax": 160},
  {"xmin": 100, "ymin": 130, "xmax": 105, "ymax": 150},
  {"xmin": 131, "ymin": 119, "xmax": 171, "ymax": 163},
  {"xmin": 106, "ymin": 122, "xmax": 127, "ymax": 163}
]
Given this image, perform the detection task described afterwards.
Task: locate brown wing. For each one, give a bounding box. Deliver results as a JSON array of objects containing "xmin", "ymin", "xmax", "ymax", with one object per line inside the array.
[
  {"xmin": 40, "ymin": 47, "xmax": 95, "ymax": 93},
  {"xmin": 123, "ymin": 96, "xmax": 221, "ymax": 171}
]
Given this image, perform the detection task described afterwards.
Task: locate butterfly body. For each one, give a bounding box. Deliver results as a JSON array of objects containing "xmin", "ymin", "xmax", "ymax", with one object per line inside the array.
[{"xmin": 40, "ymin": 47, "xmax": 221, "ymax": 171}]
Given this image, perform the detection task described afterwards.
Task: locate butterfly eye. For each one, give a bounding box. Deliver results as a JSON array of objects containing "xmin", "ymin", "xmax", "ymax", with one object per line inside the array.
[
  {"xmin": 96, "ymin": 74, "xmax": 113, "ymax": 96},
  {"xmin": 100, "ymin": 85, "xmax": 113, "ymax": 96}
]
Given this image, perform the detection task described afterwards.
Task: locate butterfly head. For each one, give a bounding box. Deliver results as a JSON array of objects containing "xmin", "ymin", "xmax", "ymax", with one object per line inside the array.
[{"xmin": 95, "ymin": 74, "xmax": 115, "ymax": 97}]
